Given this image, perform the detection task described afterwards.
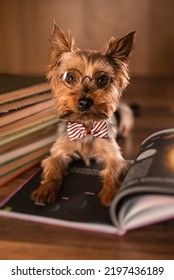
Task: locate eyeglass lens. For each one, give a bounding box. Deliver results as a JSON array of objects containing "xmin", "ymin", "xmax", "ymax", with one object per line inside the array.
[{"xmin": 61, "ymin": 69, "xmax": 112, "ymax": 89}]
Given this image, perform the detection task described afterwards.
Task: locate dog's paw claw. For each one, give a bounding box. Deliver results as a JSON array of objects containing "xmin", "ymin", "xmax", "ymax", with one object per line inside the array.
[{"xmin": 31, "ymin": 182, "xmax": 59, "ymax": 204}]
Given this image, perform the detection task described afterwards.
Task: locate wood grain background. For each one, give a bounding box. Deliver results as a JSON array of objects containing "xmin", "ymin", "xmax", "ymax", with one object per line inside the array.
[{"xmin": 1, "ymin": 0, "xmax": 174, "ymax": 77}]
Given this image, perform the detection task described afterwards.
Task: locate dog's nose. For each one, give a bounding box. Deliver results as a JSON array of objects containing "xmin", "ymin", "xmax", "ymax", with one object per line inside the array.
[{"xmin": 78, "ymin": 98, "xmax": 93, "ymax": 111}]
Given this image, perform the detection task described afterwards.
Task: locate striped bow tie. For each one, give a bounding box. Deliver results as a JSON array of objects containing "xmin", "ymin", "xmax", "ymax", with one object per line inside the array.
[{"xmin": 67, "ymin": 121, "xmax": 108, "ymax": 141}]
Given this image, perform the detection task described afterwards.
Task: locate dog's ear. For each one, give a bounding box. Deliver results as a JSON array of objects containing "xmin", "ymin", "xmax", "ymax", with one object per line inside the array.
[
  {"xmin": 50, "ymin": 23, "xmax": 74, "ymax": 53},
  {"xmin": 102, "ymin": 31, "xmax": 136, "ymax": 62},
  {"xmin": 48, "ymin": 23, "xmax": 74, "ymax": 73},
  {"xmin": 50, "ymin": 22, "xmax": 74, "ymax": 64}
]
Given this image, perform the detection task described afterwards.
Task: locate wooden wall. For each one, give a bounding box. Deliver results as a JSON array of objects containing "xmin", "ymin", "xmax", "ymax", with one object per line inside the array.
[{"xmin": 0, "ymin": 0, "xmax": 174, "ymax": 77}]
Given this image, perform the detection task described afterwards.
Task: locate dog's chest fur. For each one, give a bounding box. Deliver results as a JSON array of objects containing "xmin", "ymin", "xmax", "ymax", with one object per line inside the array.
[{"xmin": 50, "ymin": 114, "xmax": 118, "ymax": 166}]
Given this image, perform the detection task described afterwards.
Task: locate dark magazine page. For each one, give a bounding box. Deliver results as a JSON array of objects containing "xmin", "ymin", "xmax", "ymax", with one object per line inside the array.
[
  {"xmin": 120, "ymin": 128, "xmax": 174, "ymax": 193},
  {"xmin": 0, "ymin": 160, "xmax": 117, "ymax": 234},
  {"xmin": 110, "ymin": 128, "xmax": 174, "ymax": 231}
]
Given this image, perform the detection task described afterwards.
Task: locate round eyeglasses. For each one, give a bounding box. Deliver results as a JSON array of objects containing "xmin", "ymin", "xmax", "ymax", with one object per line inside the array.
[{"xmin": 61, "ymin": 69, "xmax": 113, "ymax": 89}]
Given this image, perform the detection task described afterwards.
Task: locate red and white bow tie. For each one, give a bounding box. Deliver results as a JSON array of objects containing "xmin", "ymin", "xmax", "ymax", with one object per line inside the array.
[{"xmin": 67, "ymin": 121, "xmax": 108, "ymax": 141}]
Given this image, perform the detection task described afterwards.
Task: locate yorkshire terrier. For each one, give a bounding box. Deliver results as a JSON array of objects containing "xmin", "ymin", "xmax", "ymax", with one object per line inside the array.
[{"xmin": 31, "ymin": 24, "xmax": 135, "ymax": 206}]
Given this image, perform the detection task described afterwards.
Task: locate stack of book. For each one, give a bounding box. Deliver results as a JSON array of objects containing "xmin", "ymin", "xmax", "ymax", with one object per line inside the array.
[{"xmin": 0, "ymin": 73, "xmax": 58, "ymax": 186}]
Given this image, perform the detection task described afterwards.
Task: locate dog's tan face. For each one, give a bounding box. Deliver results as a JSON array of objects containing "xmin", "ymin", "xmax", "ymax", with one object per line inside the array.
[{"xmin": 47, "ymin": 25, "xmax": 135, "ymax": 123}]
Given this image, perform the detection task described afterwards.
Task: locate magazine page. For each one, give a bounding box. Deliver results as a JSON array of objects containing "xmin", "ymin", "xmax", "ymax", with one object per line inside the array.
[
  {"xmin": 122, "ymin": 128, "xmax": 174, "ymax": 193},
  {"xmin": 0, "ymin": 160, "xmax": 119, "ymax": 235},
  {"xmin": 110, "ymin": 128, "xmax": 174, "ymax": 232},
  {"xmin": 111, "ymin": 192, "xmax": 174, "ymax": 233}
]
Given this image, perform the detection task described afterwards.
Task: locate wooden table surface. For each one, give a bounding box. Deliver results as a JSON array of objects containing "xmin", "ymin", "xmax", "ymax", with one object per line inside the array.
[{"xmin": 1, "ymin": 77, "xmax": 174, "ymax": 260}]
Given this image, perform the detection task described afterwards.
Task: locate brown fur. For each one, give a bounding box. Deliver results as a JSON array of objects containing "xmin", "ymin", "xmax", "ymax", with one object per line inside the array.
[{"xmin": 31, "ymin": 24, "xmax": 135, "ymax": 206}]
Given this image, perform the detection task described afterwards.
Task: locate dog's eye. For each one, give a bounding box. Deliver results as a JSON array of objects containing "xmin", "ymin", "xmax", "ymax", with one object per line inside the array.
[
  {"xmin": 61, "ymin": 69, "xmax": 82, "ymax": 88},
  {"xmin": 96, "ymin": 74, "xmax": 109, "ymax": 88},
  {"xmin": 64, "ymin": 72, "xmax": 76, "ymax": 84}
]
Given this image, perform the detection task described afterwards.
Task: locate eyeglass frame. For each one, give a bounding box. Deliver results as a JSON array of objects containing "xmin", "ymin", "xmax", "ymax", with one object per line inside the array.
[{"xmin": 60, "ymin": 68, "xmax": 113, "ymax": 89}]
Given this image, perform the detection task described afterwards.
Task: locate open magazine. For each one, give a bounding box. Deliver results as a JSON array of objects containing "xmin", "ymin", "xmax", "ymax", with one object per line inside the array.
[{"xmin": 0, "ymin": 128, "xmax": 174, "ymax": 235}]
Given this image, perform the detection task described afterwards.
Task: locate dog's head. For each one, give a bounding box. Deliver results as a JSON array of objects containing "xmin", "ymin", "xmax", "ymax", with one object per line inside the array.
[{"xmin": 47, "ymin": 24, "xmax": 135, "ymax": 122}]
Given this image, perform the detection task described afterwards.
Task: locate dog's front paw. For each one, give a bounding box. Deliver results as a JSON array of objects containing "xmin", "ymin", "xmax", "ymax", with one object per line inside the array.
[
  {"xmin": 31, "ymin": 181, "xmax": 59, "ymax": 204},
  {"xmin": 99, "ymin": 187, "xmax": 117, "ymax": 206}
]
